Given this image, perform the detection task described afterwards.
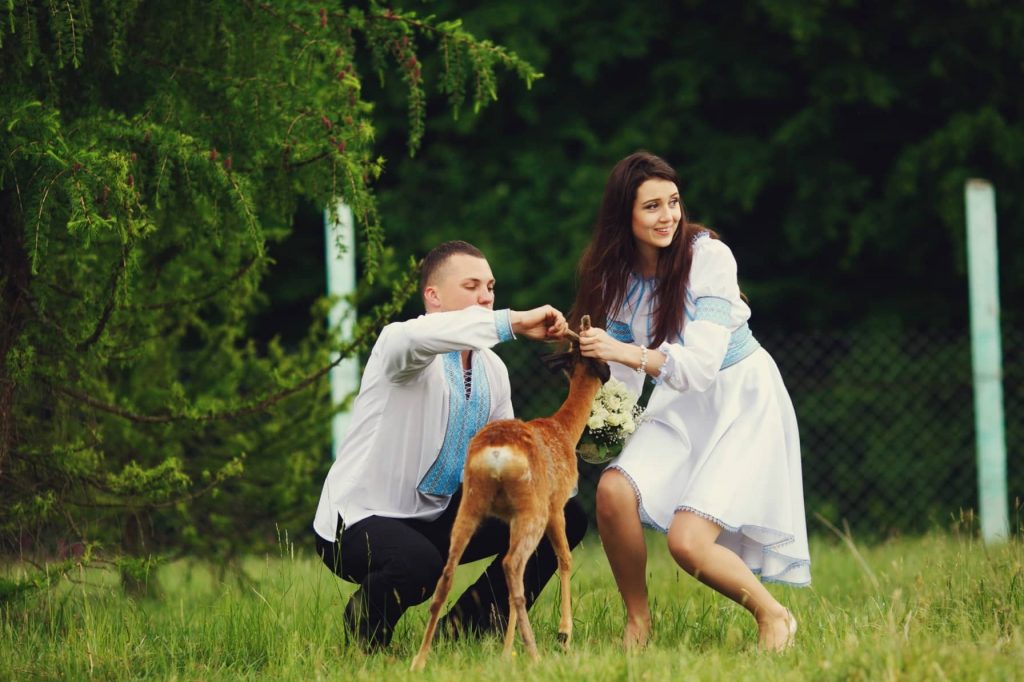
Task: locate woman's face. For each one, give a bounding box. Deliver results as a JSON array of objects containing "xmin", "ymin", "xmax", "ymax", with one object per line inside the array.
[
  {"xmin": 630, "ymin": 178, "xmax": 679, "ymax": 254},
  {"xmin": 631, "ymin": 178, "xmax": 681, "ymax": 254}
]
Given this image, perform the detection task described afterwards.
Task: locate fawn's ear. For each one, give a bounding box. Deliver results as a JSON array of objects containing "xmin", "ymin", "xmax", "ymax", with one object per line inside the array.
[{"xmin": 540, "ymin": 349, "xmax": 574, "ymax": 374}]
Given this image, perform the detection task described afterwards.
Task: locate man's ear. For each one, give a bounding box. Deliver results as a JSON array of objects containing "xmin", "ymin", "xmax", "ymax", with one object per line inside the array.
[{"xmin": 423, "ymin": 286, "xmax": 441, "ymax": 311}]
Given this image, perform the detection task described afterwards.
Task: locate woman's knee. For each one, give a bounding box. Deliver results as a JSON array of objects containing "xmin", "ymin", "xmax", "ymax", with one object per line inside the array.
[
  {"xmin": 595, "ymin": 470, "xmax": 637, "ymax": 525},
  {"xmin": 667, "ymin": 531, "xmax": 700, "ymax": 571},
  {"xmin": 667, "ymin": 515, "xmax": 717, "ymax": 572}
]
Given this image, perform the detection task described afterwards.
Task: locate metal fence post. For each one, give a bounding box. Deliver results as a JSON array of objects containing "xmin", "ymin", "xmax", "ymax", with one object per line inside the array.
[
  {"xmin": 964, "ymin": 179, "xmax": 1009, "ymax": 542},
  {"xmin": 325, "ymin": 200, "xmax": 359, "ymax": 459}
]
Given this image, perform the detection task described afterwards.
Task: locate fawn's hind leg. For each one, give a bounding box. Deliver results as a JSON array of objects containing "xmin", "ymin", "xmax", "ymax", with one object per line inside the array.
[
  {"xmin": 545, "ymin": 508, "xmax": 574, "ymax": 651},
  {"xmin": 410, "ymin": 487, "xmax": 492, "ymax": 671},
  {"xmin": 501, "ymin": 516, "xmax": 547, "ymax": 661}
]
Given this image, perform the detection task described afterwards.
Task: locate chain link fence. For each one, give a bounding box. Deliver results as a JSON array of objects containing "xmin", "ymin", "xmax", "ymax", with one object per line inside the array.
[{"xmin": 493, "ymin": 325, "xmax": 1023, "ymax": 538}]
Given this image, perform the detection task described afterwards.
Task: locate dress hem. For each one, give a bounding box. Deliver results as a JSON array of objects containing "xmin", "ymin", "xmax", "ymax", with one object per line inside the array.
[{"xmin": 606, "ymin": 465, "xmax": 811, "ymax": 587}]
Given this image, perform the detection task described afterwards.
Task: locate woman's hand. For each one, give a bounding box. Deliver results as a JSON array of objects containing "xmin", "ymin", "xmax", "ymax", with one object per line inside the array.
[{"xmin": 578, "ymin": 326, "xmax": 627, "ymax": 363}]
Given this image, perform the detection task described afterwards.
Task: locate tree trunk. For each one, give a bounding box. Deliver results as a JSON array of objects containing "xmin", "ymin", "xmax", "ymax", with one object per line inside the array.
[{"xmin": 0, "ymin": 184, "xmax": 31, "ymax": 476}]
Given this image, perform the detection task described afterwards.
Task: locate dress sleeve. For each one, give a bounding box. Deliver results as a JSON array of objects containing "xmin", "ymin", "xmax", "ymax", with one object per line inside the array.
[
  {"xmin": 380, "ymin": 306, "xmax": 515, "ymax": 384},
  {"xmin": 653, "ymin": 239, "xmax": 742, "ymax": 393}
]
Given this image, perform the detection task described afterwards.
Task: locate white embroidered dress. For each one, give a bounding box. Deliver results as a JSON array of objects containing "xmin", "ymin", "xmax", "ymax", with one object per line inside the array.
[{"xmin": 606, "ymin": 232, "xmax": 811, "ymax": 585}]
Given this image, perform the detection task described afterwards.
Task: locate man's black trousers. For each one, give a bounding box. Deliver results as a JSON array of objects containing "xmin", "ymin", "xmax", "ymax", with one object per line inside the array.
[{"xmin": 314, "ymin": 488, "xmax": 588, "ymax": 648}]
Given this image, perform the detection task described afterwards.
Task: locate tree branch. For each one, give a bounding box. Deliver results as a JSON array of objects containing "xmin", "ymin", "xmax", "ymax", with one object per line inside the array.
[
  {"xmin": 54, "ymin": 304, "xmax": 393, "ymax": 424},
  {"xmin": 77, "ymin": 241, "xmax": 132, "ymax": 351},
  {"xmin": 138, "ymin": 256, "xmax": 260, "ymax": 311}
]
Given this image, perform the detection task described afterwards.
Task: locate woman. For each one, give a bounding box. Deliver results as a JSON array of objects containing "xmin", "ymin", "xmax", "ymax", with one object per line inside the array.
[{"xmin": 572, "ymin": 151, "xmax": 810, "ymax": 652}]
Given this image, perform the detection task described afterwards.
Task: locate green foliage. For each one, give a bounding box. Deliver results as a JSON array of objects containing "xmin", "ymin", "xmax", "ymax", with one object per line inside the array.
[
  {"xmin": 1, "ymin": 532, "xmax": 1023, "ymax": 678},
  {"xmin": 367, "ymin": 0, "xmax": 1024, "ymax": 333},
  {"xmin": 0, "ymin": 0, "xmax": 538, "ymax": 581},
  {"xmin": 358, "ymin": 2, "xmax": 1023, "ymax": 535}
]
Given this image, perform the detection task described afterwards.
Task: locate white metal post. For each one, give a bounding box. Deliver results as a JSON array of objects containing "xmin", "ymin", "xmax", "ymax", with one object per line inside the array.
[
  {"xmin": 325, "ymin": 200, "xmax": 360, "ymax": 459},
  {"xmin": 964, "ymin": 179, "xmax": 1009, "ymax": 542}
]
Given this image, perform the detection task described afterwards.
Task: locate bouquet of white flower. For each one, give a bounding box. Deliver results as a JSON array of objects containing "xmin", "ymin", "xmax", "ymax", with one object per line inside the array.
[{"xmin": 576, "ymin": 377, "xmax": 644, "ymax": 464}]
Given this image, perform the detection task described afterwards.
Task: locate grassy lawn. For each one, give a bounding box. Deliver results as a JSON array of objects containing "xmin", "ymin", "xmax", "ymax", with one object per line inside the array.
[{"xmin": 2, "ymin": 528, "xmax": 1022, "ymax": 680}]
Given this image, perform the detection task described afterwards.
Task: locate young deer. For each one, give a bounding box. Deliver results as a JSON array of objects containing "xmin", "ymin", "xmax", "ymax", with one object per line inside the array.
[{"xmin": 410, "ymin": 316, "xmax": 609, "ymax": 670}]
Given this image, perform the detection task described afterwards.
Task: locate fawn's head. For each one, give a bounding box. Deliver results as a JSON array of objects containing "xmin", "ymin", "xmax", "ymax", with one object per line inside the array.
[{"xmin": 540, "ymin": 315, "xmax": 611, "ymax": 384}]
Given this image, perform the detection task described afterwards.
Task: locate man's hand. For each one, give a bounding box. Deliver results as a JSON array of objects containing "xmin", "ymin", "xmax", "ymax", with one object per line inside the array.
[{"xmin": 510, "ymin": 305, "xmax": 568, "ymax": 341}]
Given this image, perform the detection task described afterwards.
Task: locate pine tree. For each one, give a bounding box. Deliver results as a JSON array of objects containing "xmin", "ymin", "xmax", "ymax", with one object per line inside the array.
[{"xmin": 0, "ymin": 0, "xmax": 539, "ymax": 592}]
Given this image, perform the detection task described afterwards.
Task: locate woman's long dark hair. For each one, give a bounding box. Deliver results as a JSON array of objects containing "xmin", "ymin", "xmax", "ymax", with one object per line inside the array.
[{"xmin": 570, "ymin": 151, "xmax": 717, "ymax": 347}]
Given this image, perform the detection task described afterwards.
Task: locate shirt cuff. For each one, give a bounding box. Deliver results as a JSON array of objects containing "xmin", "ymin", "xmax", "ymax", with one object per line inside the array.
[
  {"xmin": 651, "ymin": 342, "xmax": 675, "ymax": 386},
  {"xmin": 494, "ymin": 309, "xmax": 515, "ymax": 343}
]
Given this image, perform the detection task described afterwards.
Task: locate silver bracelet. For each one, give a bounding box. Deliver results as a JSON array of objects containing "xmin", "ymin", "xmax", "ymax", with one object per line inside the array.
[{"xmin": 636, "ymin": 345, "xmax": 648, "ymax": 375}]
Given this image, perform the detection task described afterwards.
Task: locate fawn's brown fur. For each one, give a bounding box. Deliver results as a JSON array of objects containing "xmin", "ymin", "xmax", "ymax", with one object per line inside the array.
[{"xmin": 410, "ymin": 318, "xmax": 609, "ymax": 670}]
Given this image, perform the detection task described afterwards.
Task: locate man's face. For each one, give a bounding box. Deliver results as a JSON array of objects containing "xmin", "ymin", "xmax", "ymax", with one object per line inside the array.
[{"xmin": 424, "ymin": 253, "xmax": 496, "ymax": 312}]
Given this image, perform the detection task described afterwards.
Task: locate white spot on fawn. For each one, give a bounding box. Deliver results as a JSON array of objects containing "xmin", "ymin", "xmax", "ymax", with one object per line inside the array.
[
  {"xmin": 480, "ymin": 447, "xmax": 530, "ymax": 481},
  {"xmin": 485, "ymin": 447, "xmax": 513, "ymax": 472}
]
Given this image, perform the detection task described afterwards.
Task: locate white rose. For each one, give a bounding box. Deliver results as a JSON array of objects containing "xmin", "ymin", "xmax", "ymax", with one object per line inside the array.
[
  {"xmin": 606, "ymin": 413, "xmax": 624, "ymax": 427},
  {"xmin": 587, "ymin": 415, "xmax": 605, "ymax": 430},
  {"xmin": 622, "ymin": 418, "xmax": 636, "ymax": 434}
]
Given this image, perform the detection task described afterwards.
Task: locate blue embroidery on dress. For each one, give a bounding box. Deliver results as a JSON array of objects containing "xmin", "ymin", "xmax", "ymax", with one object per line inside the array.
[
  {"xmin": 651, "ymin": 351, "xmax": 675, "ymax": 386},
  {"xmin": 694, "ymin": 296, "xmax": 732, "ymax": 325},
  {"xmin": 690, "ymin": 230, "xmax": 710, "ymax": 245},
  {"xmin": 721, "ymin": 322, "xmax": 760, "ymax": 369},
  {"xmin": 607, "ymin": 320, "xmax": 635, "ymax": 344},
  {"xmin": 662, "ymin": 320, "xmax": 760, "ymax": 375},
  {"xmin": 418, "ymin": 352, "xmax": 492, "ymax": 496},
  {"xmin": 494, "ymin": 309, "xmax": 514, "ymax": 343},
  {"xmin": 629, "ymin": 279, "xmax": 646, "ymax": 330},
  {"xmin": 647, "ymin": 292, "xmax": 655, "ymax": 342},
  {"xmin": 624, "ymin": 277, "xmax": 642, "ymax": 306},
  {"xmin": 692, "ymin": 296, "xmax": 761, "ymax": 368}
]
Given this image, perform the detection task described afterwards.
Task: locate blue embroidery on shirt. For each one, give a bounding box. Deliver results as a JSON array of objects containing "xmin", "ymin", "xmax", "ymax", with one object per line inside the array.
[
  {"xmin": 494, "ymin": 309, "xmax": 514, "ymax": 343},
  {"xmin": 607, "ymin": 320, "xmax": 635, "ymax": 344},
  {"xmin": 417, "ymin": 352, "xmax": 492, "ymax": 496}
]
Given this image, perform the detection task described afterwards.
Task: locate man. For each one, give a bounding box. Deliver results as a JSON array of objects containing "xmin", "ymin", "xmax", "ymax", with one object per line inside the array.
[{"xmin": 313, "ymin": 240, "xmax": 588, "ymax": 649}]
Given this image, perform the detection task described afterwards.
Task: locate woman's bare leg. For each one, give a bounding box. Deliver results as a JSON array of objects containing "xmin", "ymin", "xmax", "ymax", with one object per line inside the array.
[
  {"xmin": 667, "ymin": 510, "xmax": 794, "ymax": 651},
  {"xmin": 596, "ymin": 470, "xmax": 651, "ymax": 649}
]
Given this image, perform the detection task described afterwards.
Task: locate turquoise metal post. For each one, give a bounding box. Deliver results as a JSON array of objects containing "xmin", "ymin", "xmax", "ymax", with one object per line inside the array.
[
  {"xmin": 964, "ymin": 179, "xmax": 1008, "ymax": 542},
  {"xmin": 325, "ymin": 200, "xmax": 359, "ymax": 459}
]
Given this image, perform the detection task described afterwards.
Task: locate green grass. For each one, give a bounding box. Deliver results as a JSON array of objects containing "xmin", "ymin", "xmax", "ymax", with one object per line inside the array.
[{"xmin": 2, "ymin": 529, "xmax": 1022, "ymax": 681}]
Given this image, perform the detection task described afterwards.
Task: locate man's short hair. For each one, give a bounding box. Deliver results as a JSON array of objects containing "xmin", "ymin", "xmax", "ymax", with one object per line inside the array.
[{"xmin": 419, "ymin": 240, "xmax": 486, "ymax": 292}]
